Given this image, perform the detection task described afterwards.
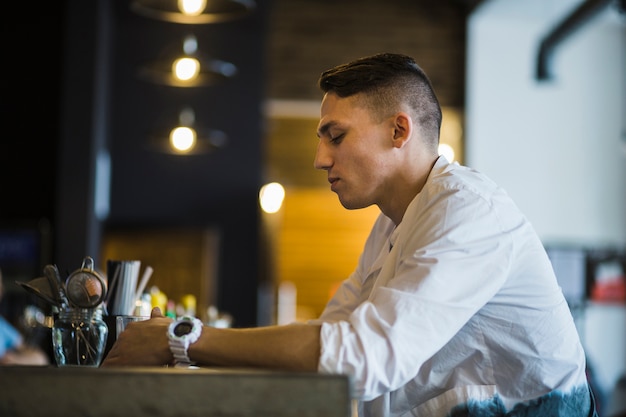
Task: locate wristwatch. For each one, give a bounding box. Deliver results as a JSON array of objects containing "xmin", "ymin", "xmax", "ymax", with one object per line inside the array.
[{"xmin": 167, "ymin": 316, "xmax": 203, "ymax": 367}]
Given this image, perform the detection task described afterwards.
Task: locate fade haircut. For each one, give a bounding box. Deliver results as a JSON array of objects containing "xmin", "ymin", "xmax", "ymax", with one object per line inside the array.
[{"xmin": 318, "ymin": 53, "xmax": 442, "ymax": 150}]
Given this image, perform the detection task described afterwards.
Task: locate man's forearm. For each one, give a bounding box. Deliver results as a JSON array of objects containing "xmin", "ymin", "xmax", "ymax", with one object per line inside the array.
[{"xmin": 190, "ymin": 323, "xmax": 322, "ymax": 371}]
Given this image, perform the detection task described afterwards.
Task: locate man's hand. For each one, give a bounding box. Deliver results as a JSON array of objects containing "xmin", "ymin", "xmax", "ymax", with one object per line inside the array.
[{"xmin": 101, "ymin": 307, "xmax": 173, "ymax": 367}]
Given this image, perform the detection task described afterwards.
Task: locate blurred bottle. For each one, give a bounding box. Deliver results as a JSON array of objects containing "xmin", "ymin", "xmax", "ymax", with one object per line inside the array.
[
  {"xmin": 165, "ymin": 299, "xmax": 176, "ymax": 319},
  {"xmin": 206, "ymin": 305, "xmax": 232, "ymax": 328},
  {"xmin": 181, "ymin": 294, "xmax": 197, "ymax": 317},
  {"xmin": 134, "ymin": 292, "xmax": 152, "ymax": 316},
  {"xmin": 150, "ymin": 286, "xmax": 167, "ymax": 313}
]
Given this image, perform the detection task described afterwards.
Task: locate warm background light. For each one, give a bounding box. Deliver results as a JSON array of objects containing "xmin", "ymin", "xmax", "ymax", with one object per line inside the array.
[
  {"xmin": 438, "ymin": 143, "xmax": 455, "ymax": 163},
  {"xmin": 172, "ymin": 57, "xmax": 200, "ymax": 81},
  {"xmin": 169, "ymin": 126, "xmax": 196, "ymax": 153},
  {"xmin": 259, "ymin": 182, "xmax": 285, "ymax": 214},
  {"xmin": 178, "ymin": 0, "xmax": 206, "ymax": 16}
]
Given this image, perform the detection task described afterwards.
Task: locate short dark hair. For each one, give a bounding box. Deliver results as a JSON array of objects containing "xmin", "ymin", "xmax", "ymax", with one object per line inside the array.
[{"xmin": 318, "ymin": 53, "xmax": 442, "ymax": 148}]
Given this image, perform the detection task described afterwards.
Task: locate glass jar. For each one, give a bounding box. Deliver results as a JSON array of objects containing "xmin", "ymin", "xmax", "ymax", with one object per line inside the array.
[{"xmin": 52, "ymin": 307, "xmax": 108, "ymax": 367}]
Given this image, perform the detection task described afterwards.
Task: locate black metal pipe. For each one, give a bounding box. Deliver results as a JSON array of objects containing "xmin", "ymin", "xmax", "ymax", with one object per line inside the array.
[{"xmin": 536, "ymin": 0, "xmax": 614, "ymax": 80}]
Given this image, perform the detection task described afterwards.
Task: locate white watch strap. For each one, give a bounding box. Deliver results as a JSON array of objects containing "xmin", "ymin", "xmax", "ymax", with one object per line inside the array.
[
  {"xmin": 168, "ymin": 340, "xmax": 192, "ymax": 365},
  {"xmin": 168, "ymin": 317, "xmax": 203, "ymax": 366}
]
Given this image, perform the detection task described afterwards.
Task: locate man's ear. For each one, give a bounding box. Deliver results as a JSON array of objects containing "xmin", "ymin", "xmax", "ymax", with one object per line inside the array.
[{"xmin": 392, "ymin": 112, "xmax": 412, "ymax": 148}]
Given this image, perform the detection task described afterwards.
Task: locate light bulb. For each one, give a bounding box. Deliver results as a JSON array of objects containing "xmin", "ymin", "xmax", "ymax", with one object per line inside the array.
[
  {"xmin": 259, "ymin": 182, "xmax": 285, "ymax": 214},
  {"xmin": 169, "ymin": 127, "xmax": 197, "ymax": 153},
  {"xmin": 178, "ymin": 0, "xmax": 206, "ymax": 16},
  {"xmin": 438, "ymin": 143, "xmax": 455, "ymax": 163},
  {"xmin": 173, "ymin": 57, "xmax": 200, "ymax": 81}
]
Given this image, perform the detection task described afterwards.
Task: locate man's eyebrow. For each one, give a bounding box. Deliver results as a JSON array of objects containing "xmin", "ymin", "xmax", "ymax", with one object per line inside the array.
[{"xmin": 317, "ymin": 121, "xmax": 336, "ymax": 138}]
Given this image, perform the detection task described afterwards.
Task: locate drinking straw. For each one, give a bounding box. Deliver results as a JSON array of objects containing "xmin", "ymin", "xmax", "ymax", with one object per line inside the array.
[
  {"xmin": 104, "ymin": 263, "xmax": 121, "ymax": 313},
  {"xmin": 135, "ymin": 266, "xmax": 153, "ymax": 305}
]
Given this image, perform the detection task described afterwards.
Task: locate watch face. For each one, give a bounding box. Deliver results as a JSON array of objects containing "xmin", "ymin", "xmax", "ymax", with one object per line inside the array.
[{"xmin": 174, "ymin": 322, "xmax": 193, "ymax": 337}]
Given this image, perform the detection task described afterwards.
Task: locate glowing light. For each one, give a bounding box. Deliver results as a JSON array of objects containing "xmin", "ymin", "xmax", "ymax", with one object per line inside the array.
[
  {"xmin": 178, "ymin": 0, "xmax": 206, "ymax": 16},
  {"xmin": 259, "ymin": 182, "xmax": 285, "ymax": 214},
  {"xmin": 169, "ymin": 127, "xmax": 197, "ymax": 153},
  {"xmin": 173, "ymin": 57, "xmax": 200, "ymax": 81},
  {"xmin": 183, "ymin": 35, "xmax": 198, "ymax": 55},
  {"xmin": 438, "ymin": 143, "xmax": 455, "ymax": 163}
]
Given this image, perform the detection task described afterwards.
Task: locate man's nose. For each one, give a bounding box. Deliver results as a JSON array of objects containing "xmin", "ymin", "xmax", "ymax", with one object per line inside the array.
[{"xmin": 313, "ymin": 141, "xmax": 331, "ymax": 170}]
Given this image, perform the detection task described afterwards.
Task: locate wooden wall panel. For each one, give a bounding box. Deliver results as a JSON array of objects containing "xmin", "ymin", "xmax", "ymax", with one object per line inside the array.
[
  {"xmin": 275, "ymin": 189, "xmax": 379, "ymax": 319},
  {"xmin": 100, "ymin": 228, "xmax": 220, "ymax": 322},
  {"xmin": 266, "ymin": 0, "xmax": 468, "ymax": 107}
]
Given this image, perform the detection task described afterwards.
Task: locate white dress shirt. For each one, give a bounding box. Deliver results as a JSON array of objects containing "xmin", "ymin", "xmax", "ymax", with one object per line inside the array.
[{"xmin": 312, "ymin": 156, "xmax": 590, "ymax": 417}]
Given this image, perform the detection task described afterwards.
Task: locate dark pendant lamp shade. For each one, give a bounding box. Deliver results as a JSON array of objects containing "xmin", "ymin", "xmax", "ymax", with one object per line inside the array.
[
  {"xmin": 130, "ymin": 0, "xmax": 256, "ymax": 24},
  {"xmin": 148, "ymin": 108, "xmax": 229, "ymax": 155},
  {"xmin": 137, "ymin": 35, "xmax": 238, "ymax": 87},
  {"xmin": 138, "ymin": 56, "xmax": 237, "ymax": 87}
]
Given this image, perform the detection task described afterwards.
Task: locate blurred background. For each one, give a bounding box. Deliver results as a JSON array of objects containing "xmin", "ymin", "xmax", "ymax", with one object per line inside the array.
[{"xmin": 0, "ymin": 0, "xmax": 625, "ymax": 414}]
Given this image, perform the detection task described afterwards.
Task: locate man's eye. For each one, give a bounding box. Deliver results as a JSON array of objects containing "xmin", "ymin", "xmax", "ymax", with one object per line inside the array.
[{"xmin": 330, "ymin": 134, "xmax": 344, "ymax": 143}]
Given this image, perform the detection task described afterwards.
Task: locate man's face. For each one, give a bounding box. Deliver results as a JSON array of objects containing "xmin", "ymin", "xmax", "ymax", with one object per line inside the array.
[{"xmin": 315, "ymin": 92, "xmax": 395, "ymax": 210}]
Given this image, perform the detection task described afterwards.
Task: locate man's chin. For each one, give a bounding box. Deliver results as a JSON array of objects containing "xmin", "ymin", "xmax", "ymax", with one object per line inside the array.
[{"xmin": 337, "ymin": 195, "xmax": 371, "ymax": 211}]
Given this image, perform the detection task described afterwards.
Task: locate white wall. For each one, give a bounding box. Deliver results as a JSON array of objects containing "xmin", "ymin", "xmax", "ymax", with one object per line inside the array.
[
  {"xmin": 466, "ymin": 0, "xmax": 626, "ymax": 247},
  {"xmin": 466, "ymin": 0, "xmax": 626, "ymax": 409}
]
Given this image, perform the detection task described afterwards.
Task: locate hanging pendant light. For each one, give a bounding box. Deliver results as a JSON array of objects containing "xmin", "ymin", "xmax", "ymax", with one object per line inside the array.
[
  {"xmin": 138, "ymin": 34, "xmax": 237, "ymax": 87},
  {"xmin": 150, "ymin": 107, "xmax": 228, "ymax": 155},
  {"xmin": 130, "ymin": 0, "xmax": 255, "ymax": 24}
]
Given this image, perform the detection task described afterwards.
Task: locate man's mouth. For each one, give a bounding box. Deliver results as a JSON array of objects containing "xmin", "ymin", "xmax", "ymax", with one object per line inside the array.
[{"xmin": 328, "ymin": 177, "xmax": 339, "ymax": 191}]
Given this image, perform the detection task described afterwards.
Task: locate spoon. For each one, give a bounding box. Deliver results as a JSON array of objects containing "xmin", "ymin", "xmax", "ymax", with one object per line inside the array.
[{"xmin": 15, "ymin": 277, "xmax": 59, "ymax": 307}]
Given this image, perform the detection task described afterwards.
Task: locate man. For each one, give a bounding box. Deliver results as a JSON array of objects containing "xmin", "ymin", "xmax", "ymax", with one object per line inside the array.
[{"xmin": 103, "ymin": 53, "xmax": 595, "ymax": 417}]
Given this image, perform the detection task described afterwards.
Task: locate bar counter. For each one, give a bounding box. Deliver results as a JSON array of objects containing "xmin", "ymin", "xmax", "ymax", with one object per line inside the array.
[{"xmin": 0, "ymin": 366, "xmax": 354, "ymax": 417}]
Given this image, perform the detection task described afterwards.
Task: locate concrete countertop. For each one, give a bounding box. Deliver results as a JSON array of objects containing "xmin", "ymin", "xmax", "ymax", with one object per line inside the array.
[{"xmin": 0, "ymin": 366, "xmax": 354, "ymax": 417}]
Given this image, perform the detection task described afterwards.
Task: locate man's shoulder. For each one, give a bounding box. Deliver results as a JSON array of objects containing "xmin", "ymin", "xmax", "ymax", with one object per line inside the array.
[{"xmin": 425, "ymin": 159, "xmax": 504, "ymax": 202}]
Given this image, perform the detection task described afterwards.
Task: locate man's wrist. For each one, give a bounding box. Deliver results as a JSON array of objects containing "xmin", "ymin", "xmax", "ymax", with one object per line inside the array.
[{"xmin": 167, "ymin": 316, "xmax": 203, "ymax": 366}]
